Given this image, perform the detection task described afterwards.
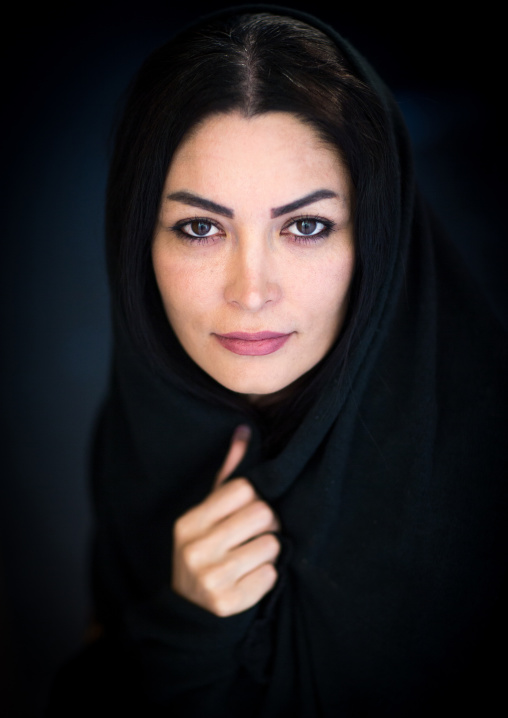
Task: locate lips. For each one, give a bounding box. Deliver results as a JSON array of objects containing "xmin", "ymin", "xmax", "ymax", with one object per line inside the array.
[{"xmin": 214, "ymin": 331, "xmax": 292, "ymax": 356}]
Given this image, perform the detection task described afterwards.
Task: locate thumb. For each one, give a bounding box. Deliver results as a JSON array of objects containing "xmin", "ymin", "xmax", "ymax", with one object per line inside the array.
[{"xmin": 214, "ymin": 425, "xmax": 252, "ymax": 489}]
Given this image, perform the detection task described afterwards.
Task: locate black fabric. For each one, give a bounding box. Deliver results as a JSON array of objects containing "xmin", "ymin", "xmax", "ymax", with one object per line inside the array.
[{"xmin": 64, "ymin": 6, "xmax": 508, "ymax": 717}]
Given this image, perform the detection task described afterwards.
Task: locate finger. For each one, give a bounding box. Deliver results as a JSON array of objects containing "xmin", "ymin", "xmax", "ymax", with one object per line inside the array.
[
  {"xmin": 227, "ymin": 532, "xmax": 281, "ymax": 581},
  {"xmin": 175, "ymin": 478, "xmax": 258, "ymax": 543},
  {"xmin": 214, "ymin": 425, "xmax": 251, "ymax": 489},
  {"xmin": 222, "ymin": 562, "xmax": 279, "ymax": 616},
  {"xmin": 206, "ymin": 499, "xmax": 281, "ymax": 556},
  {"xmin": 198, "ymin": 532, "xmax": 280, "ymax": 593}
]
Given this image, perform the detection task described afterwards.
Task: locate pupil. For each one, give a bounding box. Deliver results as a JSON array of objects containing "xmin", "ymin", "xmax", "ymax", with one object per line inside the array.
[
  {"xmin": 191, "ymin": 220, "xmax": 211, "ymax": 236},
  {"xmin": 297, "ymin": 219, "xmax": 317, "ymax": 235}
]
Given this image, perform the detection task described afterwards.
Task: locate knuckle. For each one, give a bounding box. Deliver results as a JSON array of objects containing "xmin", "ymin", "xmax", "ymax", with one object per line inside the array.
[
  {"xmin": 200, "ymin": 565, "xmax": 223, "ymax": 594},
  {"xmin": 181, "ymin": 541, "xmax": 203, "ymax": 570},
  {"xmin": 252, "ymin": 499, "xmax": 273, "ymax": 525},
  {"xmin": 231, "ymin": 477, "xmax": 257, "ymax": 502},
  {"xmin": 200, "ymin": 569, "xmax": 215, "ymax": 593},
  {"xmin": 199, "ymin": 571, "xmax": 233, "ymax": 616},
  {"xmin": 210, "ymin": 594, "xmax": 234, "ymax": 617},
  {"xmin": 263, "ymin": 532, "xmax": 281, "ymax": 556}
]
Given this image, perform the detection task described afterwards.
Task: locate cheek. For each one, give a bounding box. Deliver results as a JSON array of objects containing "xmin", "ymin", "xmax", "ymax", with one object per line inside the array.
[
  {"xmin": 293, "ymin": 250, "xmax": 355, "ymax": 324},
  {"xmin": 153, "ymin": 249, "xmax": 221, "ymax": 327}
]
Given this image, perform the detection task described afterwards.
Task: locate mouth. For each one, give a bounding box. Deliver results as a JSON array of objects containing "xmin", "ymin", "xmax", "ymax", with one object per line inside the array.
[{"xmin": 213, "ymin": 331, "xmax": 293, "ymax": 356}]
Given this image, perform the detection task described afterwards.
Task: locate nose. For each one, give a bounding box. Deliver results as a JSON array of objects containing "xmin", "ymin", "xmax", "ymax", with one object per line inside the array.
[{"xmin": 223, "ymin": 234, "xmax": 282, "ymax": 311}]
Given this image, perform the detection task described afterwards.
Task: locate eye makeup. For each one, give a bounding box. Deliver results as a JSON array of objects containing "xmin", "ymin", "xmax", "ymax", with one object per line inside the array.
[
  {"xmin": 169, "ymin": 217, "xmax": 226, "ymax": 245},
  {"xmin": 169, "ymin": 214, "xmax": 337, "ymax": 246},
  {"xmin": 280, "ymin": 215, "xmax": 336, "ymax": 244}
]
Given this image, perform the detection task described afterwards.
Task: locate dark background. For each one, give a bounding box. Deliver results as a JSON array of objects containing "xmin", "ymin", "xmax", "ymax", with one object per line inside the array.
[{"xmin": 1, "ymin": 1, "xmax": 506, "ymax": 716}]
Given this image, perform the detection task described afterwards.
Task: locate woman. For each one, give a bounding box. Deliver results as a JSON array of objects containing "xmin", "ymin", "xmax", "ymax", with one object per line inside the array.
[{"xmin": 50, "ymin": 5, "xmax": 508, "ymax": 717}]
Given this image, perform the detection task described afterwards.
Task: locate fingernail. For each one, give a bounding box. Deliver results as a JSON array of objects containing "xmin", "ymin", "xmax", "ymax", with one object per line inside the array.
[{"xmin": 233, "ymin": 424, "xmax": 251, "ymax": 442}]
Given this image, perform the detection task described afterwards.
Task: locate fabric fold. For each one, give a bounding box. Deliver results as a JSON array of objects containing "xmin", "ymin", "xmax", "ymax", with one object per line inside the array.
[{"xmin": 85, "ymin": 5, "xmax": 508, "ymax": 717}]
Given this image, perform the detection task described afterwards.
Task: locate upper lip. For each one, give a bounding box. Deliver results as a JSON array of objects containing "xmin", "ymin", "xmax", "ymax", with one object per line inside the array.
[{"xmin": 215, "ymin": 331, "xmax": 290, "ymax": 341}]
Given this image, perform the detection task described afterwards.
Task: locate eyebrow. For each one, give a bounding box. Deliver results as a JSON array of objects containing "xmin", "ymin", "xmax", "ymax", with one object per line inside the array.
[
  {"xmin": 166, "ymin": 188, "xmax": 340, "ymax": 220},
  {"xmin": 270, "ymin": 189, "xmax": 339, "ymax": 218},
  {"xmin": 166, "ymin": 191, "xmax": 234, "ymax": 218}
]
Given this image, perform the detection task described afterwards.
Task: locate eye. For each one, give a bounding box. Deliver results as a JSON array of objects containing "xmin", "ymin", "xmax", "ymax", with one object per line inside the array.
[
  {"xmin": 281, "ymin": 216, "xmax": 335, "ymax": 243},
  {"xmin": 170, "ymin": 217, "xmax": 225, "ymax": 244},
  {"xmin": 179, "ymin": 219, "xmax": 222, "ymax": 237},
  {"xmin": 290, "ymin": 218, "xmax": 324, "ymax": 236}
]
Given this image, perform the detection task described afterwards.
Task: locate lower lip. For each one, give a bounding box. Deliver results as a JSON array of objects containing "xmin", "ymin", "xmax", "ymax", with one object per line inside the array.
[{"xmin": 214, "ymin": 333, "xmax": 292, "ymax": 356}]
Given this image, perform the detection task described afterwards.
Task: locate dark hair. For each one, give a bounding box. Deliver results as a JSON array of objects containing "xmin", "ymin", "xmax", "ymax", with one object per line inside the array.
[{"xmin": 106, "ymin": 10, "xmax": 397, "ymax": 452}]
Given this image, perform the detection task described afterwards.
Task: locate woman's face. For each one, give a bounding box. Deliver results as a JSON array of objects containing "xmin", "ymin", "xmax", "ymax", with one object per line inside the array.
[{"xmin": 152, "ymin": 112, "xmax": 355, "ymax": 399}]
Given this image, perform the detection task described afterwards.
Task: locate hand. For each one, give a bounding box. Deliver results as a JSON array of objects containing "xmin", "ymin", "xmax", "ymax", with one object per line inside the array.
[{"xmin": 171, "ymin": 426, "xmax": 281, "ymax": 617}]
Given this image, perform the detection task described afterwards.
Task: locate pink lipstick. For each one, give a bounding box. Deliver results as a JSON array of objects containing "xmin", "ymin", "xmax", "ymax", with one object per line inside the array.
[{"xmin": 214, "ymin": 331, "xmax": 292, "ymax": 356}]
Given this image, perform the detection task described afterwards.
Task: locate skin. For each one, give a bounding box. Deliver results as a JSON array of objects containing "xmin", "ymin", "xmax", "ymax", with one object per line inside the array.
[
  {"xmin": 172, "ymin": 425, "xmax": 281, "ymax": 616},
  {"xmin": 152, "ymin": 112, "xmax": 355, "ymax": 615},
  {"xmin": 152, "ymin": 111, "xmax": 355, "ymax": 400}
]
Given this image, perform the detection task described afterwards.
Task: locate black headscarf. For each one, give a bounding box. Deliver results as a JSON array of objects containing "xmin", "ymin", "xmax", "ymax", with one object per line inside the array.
[{"xmin": 82, "ymin": 6, "xmax": 508, "ymax": 718}]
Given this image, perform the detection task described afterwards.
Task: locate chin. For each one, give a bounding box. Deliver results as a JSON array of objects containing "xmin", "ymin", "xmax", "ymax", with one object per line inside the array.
[
  {"xmin": 213, "ymin": 364, "xmax": 312, "ymax": 401},
  {"xmin": 229, "ymin": 380, "xmax": 290, "ymax": 397},
  {"xmin": 212, "ymin": 371, "xmax": 295, "ymax": 398}
]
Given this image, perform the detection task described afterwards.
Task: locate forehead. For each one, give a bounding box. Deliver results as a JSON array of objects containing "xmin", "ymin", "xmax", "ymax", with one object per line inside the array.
[{"xmin": 164, "ymin": 111, "xmax": 351, "ymax": 204}]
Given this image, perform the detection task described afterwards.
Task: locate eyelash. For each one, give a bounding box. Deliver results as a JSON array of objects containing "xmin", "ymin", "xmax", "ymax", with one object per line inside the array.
[
  {"xmin": 281, "ymin": 215, "xmax": 336, "ymax": 244},
  {"xmin": 170, "ymin": 215, "xmax": 336, "ymax": 245},
  {"xmin": 170, "ymin": 217, "xmax": 225, "ymax": 245}
]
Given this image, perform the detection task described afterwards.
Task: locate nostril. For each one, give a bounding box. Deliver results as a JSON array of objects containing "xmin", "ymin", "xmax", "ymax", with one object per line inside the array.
[
  {"xmin": 223, "ymin": 244, "xmax": 282, "ymax": 310},
  {"xmin": 225, "ymin": 282, "xmax": 281, "ymax": 311}
]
